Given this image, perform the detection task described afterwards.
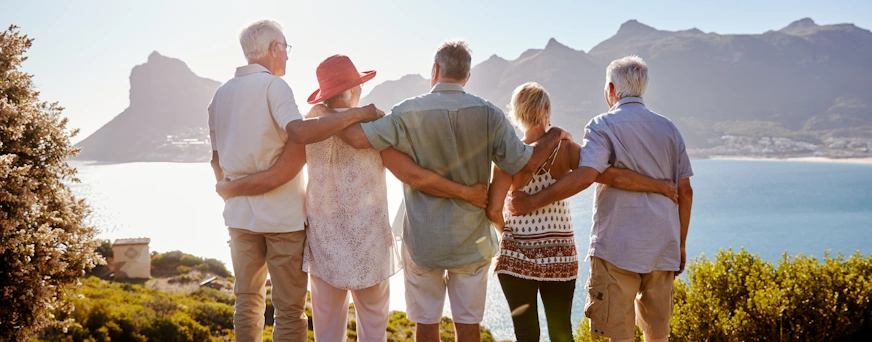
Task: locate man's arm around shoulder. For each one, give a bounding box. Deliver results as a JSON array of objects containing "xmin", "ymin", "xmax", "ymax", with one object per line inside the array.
[
  {"xmin": 286, "ymin": 104, "xmax": 382, "ymax": 145},
  {"xmin": 215, "ymin": 139, "xmax": 306, "ymax": 200},
  {"xmin": 508, "ymin": 166, "xmax": 599, "ymax": 215}
]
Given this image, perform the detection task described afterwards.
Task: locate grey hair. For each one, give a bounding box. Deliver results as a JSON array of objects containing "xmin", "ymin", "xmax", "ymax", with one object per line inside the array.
[
  {"xmin": 239, "ymin": 19, "xmax": 285, "ymax": 62},
  {"xmin": 606, "ymin": 55, "xmax": 649, "ymax": 99},
  {"xmin": 434, "ymin": 39, "xmax": 472, "ymax": 80},
  {"xmin": 325, "ymin": 89, "xmax": 353, "ymax": 106}
]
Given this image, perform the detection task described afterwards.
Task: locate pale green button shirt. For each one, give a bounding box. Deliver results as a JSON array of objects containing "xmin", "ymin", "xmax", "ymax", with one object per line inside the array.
[{"xmin": 362, "ymin": 83, "xmax": 533, "ymax": 270}]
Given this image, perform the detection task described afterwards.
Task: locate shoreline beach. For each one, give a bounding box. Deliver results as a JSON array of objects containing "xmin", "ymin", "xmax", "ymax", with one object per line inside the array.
[{"xmin": 707, "ymin": 156, "xmax": 872, "ymax": 165}]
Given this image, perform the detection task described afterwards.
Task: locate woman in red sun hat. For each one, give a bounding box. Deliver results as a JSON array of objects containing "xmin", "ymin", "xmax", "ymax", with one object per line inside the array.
[
  {"xmin": 220, "ymin": 54, "xmax": 489, "ymax": 341},
  {"xmin": 302, "ymin": 55, "xmax": 490, "ymax": 342}
]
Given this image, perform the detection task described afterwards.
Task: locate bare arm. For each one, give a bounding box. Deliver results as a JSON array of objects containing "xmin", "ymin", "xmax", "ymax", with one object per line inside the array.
[
  {"xmin": 381, "ymin": 148, "xmax": 487, "ymax": 208},
  {"xmin": 210, "ymin": 151, "xmax": 224, "ymax": 182},
  {"xmin": 337, "ymin": 123, "xmax": 372, "ymax": 149},
  {"xmin": 597, "ymin": 168, "xmax": 678, "ymax": 202},
  {"xmin": 508, "ymin": 166, "xmax": 599, "ymax": 215},
  {"xmin": 520, "ymin": 127, "xmax": 571, "ymax": 173},
  {"xmin": 305, "ymin": 104, "xmax": 374, "ymax": 149},
  {"xmin": 676, "ymin": 177, "xmax": 693, "ymax": 276},
  {"xmin": 286, "ymin": 104, "xmax": 382, "ymax": 145},
  {"xmin": 486, "ymin": 166, "xmax": 513, "ymax": 231},
  {"xmin": 215, "ymin": 139, "xmax": 306, "ymax": 200}
]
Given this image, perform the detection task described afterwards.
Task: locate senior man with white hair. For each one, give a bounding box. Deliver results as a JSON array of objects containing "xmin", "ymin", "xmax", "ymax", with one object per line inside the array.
[
  {"xmin": 509, "ymin": 56, "xmax": 694, "ymax": 342},
  {"xmin": 207, "ymin": 19, "xmax": 382, "ymax": 342}
]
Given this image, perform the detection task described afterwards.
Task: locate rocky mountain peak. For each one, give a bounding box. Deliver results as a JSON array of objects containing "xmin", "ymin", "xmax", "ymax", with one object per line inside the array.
[
  {"xmin": 545, "ymin": 38, "xmax": 571, "ymax": 51},
  {"xmin": 616, "ymin": 19, "xmax": 658, "ymax": 35}
]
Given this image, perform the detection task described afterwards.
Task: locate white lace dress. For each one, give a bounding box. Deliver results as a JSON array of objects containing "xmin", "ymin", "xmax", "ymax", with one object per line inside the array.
[{"xmin": 302, "ymin": 109, "xmax": 402, "ymax": 290}]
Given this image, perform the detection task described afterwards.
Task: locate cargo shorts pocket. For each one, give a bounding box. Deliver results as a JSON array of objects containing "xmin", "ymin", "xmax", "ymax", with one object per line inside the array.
[{"xmin": 584, "ymin": 277, "xmax": 609, "ymax": 323}]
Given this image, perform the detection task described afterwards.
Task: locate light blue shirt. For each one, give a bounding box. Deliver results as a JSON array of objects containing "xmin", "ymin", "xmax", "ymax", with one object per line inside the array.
[
  {"xmin": 361, "ymin": 83, "xmax": 533, "ymax": 269},
  {"xmin": 580, "ymin": 97, "xmax": 693, "ymax": 273}
]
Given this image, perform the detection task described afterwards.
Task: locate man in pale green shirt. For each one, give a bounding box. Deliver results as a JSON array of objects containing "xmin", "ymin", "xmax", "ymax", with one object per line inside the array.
[{"xmin": 339, "ymin": 40, "xmax": 569, "ymax": 342}]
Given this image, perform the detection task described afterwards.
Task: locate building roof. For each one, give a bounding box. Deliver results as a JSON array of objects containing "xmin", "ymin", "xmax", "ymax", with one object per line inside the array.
[
  {"xmin": 113, "ymin": 238, "xmax": 151, "ymax": 246},
  {"xmin": 199, "ymin": 276, "xmax": 218, "ymax": 286}
]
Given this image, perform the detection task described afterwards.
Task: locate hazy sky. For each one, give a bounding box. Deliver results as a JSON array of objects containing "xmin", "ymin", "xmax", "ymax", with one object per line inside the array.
[{"xmin": 3, "ymin": 0, "xmax": 871, "ymax": 142}]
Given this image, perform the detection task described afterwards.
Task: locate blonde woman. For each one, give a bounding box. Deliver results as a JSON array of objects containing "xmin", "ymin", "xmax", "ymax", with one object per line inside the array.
[{"xmin": 486, "ymin": 82, "xmax": 677, "ymax": 342}]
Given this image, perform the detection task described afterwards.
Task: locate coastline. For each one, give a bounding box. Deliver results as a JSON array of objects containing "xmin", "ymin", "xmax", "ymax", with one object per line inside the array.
[{"xmin": 707, "ymin": 156, "xmax": 872, "ymax": 165}]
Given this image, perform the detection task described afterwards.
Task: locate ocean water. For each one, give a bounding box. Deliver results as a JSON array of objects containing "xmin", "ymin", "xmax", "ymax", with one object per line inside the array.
[{"xmin": 68, "ymin": 159, "xmax": 872, "ymax": 341}]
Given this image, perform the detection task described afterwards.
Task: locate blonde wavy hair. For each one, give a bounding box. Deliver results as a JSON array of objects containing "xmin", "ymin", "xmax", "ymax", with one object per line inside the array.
[{"xmin": 509, "ymin": 82, "xmax": 551, "ymax": 130}]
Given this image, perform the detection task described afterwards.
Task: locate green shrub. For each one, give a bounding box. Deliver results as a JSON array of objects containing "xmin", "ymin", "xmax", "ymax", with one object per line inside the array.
[
  {"xmin": 189, "ymin": 287, "xmax": 235, "ymax": 305},
  {"xmin": 152, "ymin": 251, "xmax": 183, "ymax": 267},
  {"xmin": 180, "ymin": 254, "xmax": 203, "ymax": 267},
  {"xmin": 32, "ymin": 277, "xmax": 234, "ymax": 342},
  {"xmin": 95, "ymin": 240, "xmax": 113, "ymax": 258},
  {"xmin": 573, "ymin": 249, "xmax": 872, "ymax": 342},
  {"xmin": 671, "ymin": 249, "xmax": 872, "ymax": 341},
  {"xmin": 150, "ymin": 251, "xmax": 231, "ymax": 278},
  {"xmin": 262, "ymin": 326, "xmax": 273, "ymax": 342},
  {"xmin": 204, "ymin": 258, "xmax": 232, "ymax": 277},
  {"xmin": 190, "ymin": 302, "xmax": 234, "ymax": 331}
]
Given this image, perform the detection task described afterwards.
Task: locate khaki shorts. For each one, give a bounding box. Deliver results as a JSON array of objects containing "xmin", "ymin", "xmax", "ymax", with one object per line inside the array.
[
  {"xmin": 402, "ymin": 245, "xmax": 491, "ymax": 325},
  {"xmin": 584, "ymin": 257, "xmax": 673, "ymax": 339}
]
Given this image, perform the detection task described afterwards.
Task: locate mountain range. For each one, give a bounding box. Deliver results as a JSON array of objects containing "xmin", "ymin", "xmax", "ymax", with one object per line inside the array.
[
  {"xmin": 76, "ymin": 18, "xmax": 872, "ymax": 162},
  {"xmin": 76, "ymin": 52, "xmax": 219, "ymax": 162}
]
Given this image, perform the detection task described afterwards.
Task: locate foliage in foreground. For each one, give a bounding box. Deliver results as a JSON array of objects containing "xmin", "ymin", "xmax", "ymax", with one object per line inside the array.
[
  {"xmin": 574, "ymin": 249, "xmax": 872, "ymax": 342},
  {"xmin": 33, "ymin": 276, "xmax": 497, "ymax": 342},
  {"xmin": 0, "ymin": 25, "xmax": 101, "ymax": 341},
  {"xmin": 33, "ymin": 277, "xmax": 236, "ymax": 342}
]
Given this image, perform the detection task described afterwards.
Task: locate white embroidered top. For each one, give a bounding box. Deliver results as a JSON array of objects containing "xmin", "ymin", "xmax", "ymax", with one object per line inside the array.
[{"xmin": 302, "ymin": 108, "xmax": 402, "ymax": 290}]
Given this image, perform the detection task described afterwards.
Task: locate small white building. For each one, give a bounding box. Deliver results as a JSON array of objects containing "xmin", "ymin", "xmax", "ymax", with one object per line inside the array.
[{"xmin": 112, "ymin": 238, "xmax": 151, "ymax": 279}]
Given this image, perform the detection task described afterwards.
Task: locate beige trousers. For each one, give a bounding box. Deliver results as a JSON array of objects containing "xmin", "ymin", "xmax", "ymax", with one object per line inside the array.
[
  {"xmin": 584, "ymin": 257, "xmax": 674, "ymax": 340},
  {"xmin": 310, "ymin": 275, "xmax": 390, "ymax": 342},
  {"xmin": 229, "ymin": 228, "xmax": 309, "ymax": 342}
]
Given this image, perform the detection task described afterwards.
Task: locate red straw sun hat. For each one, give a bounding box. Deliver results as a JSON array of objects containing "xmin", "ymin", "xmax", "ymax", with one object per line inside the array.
[{"xmin": 307, "ymin": 54, "xmax": 376, "ymax": 104}]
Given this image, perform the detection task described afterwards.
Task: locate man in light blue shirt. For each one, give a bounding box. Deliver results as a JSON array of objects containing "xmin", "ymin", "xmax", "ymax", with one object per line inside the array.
[{"xmin": 509, "ymin": 56, "xmax": 694, "ymax": 342}]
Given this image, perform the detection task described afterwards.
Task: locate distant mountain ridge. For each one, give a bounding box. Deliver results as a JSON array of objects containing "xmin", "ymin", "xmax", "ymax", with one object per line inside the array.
[
  {"xmin": 78, "ymin": 18, "xmax": 872, "ymax": 162},
  {"xmin": 363, "ymin": 18, "xmax": 872, "ymax": 148},
  {"xmin": 76, "ymin": 52, "xmax": 219, "ymax": 162}
]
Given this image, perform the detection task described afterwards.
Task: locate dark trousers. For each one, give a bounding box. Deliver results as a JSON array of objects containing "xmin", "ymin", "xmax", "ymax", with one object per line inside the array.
[{"xmin": 498, "ymin": 273, "xmax": 576, "ymax": 342}]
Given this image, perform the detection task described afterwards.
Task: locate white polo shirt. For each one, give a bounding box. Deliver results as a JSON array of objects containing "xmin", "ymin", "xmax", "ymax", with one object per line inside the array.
[{"xmin": 208, "ymin": 64, "xmax": 306, "ymax": 233}]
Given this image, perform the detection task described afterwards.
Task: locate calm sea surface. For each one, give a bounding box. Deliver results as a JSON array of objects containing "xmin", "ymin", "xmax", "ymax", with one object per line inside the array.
[{"xmin": 68, "ymin": 159, "xmax": 872, "ymax": 341}]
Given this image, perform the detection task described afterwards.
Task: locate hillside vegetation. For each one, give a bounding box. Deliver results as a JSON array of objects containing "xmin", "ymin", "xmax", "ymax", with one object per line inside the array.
[{"xmin": 575, "ymin": 249, "xmax": 872, "ymax": 341}]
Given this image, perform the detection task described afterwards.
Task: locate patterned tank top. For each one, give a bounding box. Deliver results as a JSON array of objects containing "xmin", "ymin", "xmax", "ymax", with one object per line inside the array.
[{"xmin": 494, "ymin": 141, "xmax": 578, "ymax": 281}]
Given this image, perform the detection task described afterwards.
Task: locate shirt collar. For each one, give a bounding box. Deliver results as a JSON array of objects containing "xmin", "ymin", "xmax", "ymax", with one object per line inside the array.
[
  {"xmin": 611, "ymin": 96, "xmax": 645, "ymax": 110},
  {"xmin": 430, "ymin": 82, "xmax": 466, "ymax": 93},
  {"xmin": 235, "ymin": 63, "xmax": 272, "ymax": 77}
]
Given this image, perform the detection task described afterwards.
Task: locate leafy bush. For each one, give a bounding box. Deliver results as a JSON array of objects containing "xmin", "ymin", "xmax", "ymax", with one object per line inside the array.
[
  {"xmin": 0, "ymin": 25, "xmax": 101, "ymax": 340},
  {"xmin": 180, "ymin": 254, "xmax": 203, "ymax": 267},
  {"xmin": 204, "ymin": 258, "xmax": 232, "ymax": 277},
  {"xmin": 671, "ymin": 248, "xmax": 872, "ymax": 341},
  {"xmin": 95, "ymin": 239, "xmax": 113, "ymax": 258},
  {"xmin": 151, "ymin": 250, "xmax": 230, "ymax": 278},
  {"xmin": 32, "ymin": 277, "xmax": 233, "ymax": 342},
  {"xmin": 574, "ymin": 249, "xmax": 872, "ymax": 342}
]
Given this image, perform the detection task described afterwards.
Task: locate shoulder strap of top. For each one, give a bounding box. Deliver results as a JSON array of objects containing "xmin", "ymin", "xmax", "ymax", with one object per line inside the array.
[
  {"xmin": 522, "ymin": 140, "xmax": 563, "ymax": 188},
  {"xmin": 546, "ymin": 140, "xmax": 562, "ymax": 170}
]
